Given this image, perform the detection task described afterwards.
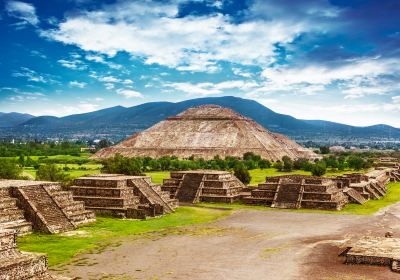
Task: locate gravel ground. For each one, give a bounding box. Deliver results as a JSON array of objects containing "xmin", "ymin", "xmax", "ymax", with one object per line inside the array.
[{"xmin": 59, "ymin": 204, "xmax": 400, "ymax": 280}]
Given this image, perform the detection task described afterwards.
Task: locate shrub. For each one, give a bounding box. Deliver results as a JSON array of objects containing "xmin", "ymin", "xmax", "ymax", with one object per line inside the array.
[
  {"xmin": 101, "ymin": 154, "xmax": 144, "ymax": 175},
  {"xmin": 282, "ymin": 156, "xmax": 293, "ymax": 172},
  {"xmin": 311, "ymin": 162, "xmax": 327, "ymax": 176},
  {"xmin": 233, "ymin": 164, "xmax": 251, "ymax": 185},
  {"xmin": 36, "ymin": 164, "xmax": 69, "ymax": 182},
  {"xmin": 0, "ymin": 159, "xmax": 23, "ymax": 179}
]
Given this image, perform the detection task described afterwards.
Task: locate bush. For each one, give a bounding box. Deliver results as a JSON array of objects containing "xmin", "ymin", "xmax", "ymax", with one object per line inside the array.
[
  {"xmin": 36, "ymin": 164, "xmax": 69, "ymax": 182},
  {"xmin": 0, "ymin": 159, "xmax": 23, "ymax": 179},
  {"xmin": 311, "ymin": 162, "xmax": 327, "ymax": 176},
  {"xmin": 101, "ymin": 154, "xmax": 144, "ymax": 175},
  {"xmin": 273, "ymin": 161, "xmax": 283, "ymax": 171},
  {"xmin": 233, "ymin": 164, "xmax": 251, "ymax": 185},
  {"xmin": 282, "ymin": 156, "xmax": 293, "ymax": 172}
]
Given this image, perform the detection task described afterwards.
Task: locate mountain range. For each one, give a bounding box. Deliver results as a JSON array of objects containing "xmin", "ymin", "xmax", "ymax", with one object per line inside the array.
[{"xmin": 1, "ymin": 96, "xmax": 399, "ymax": 142}]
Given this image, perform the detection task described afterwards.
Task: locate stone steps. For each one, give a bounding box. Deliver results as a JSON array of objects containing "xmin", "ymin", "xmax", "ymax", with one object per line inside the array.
[
  {"xmin": 0, "ymin": 188, "xmax": 33, "ymax": 236},
  {"xmin": 0, "ymin": 220, "xmax": 32, "ymax": 235},
  {"xmin": 365, "ymin": 185, "xmax": 381, "ymax": 199},
  {"xmin": 130, "ymin": 178, "xmax": 175, "ymax": 214},
  {"xmin": 343, "ymin": 187, "xmax": 368, "ymax": 204},
  {"xmin": 14, "ymin": 186, "xmax": 75, "ymax": 234},
  {"xmin": 176, "ymin": 173, "xmax": 204, "ymax": 203},
  {"xmin": 0, "ymin": 229, "xmax": 69, "ymax": 280}
]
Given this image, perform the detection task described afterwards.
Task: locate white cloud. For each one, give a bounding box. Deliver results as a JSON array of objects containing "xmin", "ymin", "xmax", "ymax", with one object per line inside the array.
[
  {"xmin": 392, "ymin": 96, "xmax": 400, "ymax": 103},
  {"xmin": 116, "ymin": 88, "xmax": 143, "ymax": 98},
  {"xmin": 232, "ymin": 67, "xmax": 253, "ymax": 78},
  {"xmin": 41, "ymin": 1, "xmax": 311, "ymax": 72},
  {"xmin": 165, "ymin": 80, "xmax": 259, "ymax": 96},
  {"xmin": 85, "ymin": 54, "xmax": 122, "ymax": 69},
  {"xmin": 260, "ymin": 57, "xmax": 400, "ymax": 98},
  {"xmin": 69, "ymin": 81, "xmax": 87, "ymax": 88},
  {"xmin": 5, "ymin": 1, "xmax": 39, "ymax": 26},
  {"xmin": 12, "ymin": 67, "xmax": 58, "ymax": 84},
  {"xmin": 58, "ymin": 59, "xmax": 87, "ymax": 70}
]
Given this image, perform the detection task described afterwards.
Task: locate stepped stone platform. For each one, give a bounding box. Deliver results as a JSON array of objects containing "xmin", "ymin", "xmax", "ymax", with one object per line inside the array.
[
  {"xmin": 0, "ymin": 180, "xmax": 95, "ymax": 234},
  {"xmin": 71, "ymin": 174, "xmax": 177, "ymax": 219},
  {"xmin": 162, "ymin": 170, "xmax": 245, "ymax": 203},
  {"xmin": 343, "ymin": 237, "xmax": 400, "ymax": 273},
  {"xmin": 243, "ymin": 175, "xmax": 348, "ymax": 210},
  {"xmin": 335, "ymin": 168, "xmax": 391, "ymax": 203},
  {"xmin": 0, "ymin": 229, "xmax": 70, "ymax": 280}
]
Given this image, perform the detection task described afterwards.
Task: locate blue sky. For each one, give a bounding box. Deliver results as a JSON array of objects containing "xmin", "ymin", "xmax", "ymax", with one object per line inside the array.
[{"xmin": 0, "ymin": 0, "xmax": 399, "ymax": 127}]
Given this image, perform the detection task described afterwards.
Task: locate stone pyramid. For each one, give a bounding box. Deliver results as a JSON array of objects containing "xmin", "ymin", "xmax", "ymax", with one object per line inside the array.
[{"xmin": 94, "ymin": 105, "xmax": 319, "ymax": 161}]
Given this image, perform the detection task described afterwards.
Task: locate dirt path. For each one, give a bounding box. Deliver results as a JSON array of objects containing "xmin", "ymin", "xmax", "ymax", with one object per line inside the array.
[{"xmin": 59, "ymin": 205, "xmax": 400, "ymax": 280}]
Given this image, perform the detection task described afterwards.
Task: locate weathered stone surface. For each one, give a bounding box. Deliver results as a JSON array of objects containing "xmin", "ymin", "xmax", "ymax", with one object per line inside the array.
[
  {"xmin": 71, "ymin": 174, "xmax": 176, "ymax": 218},
  {"xmin": 343, "ymin": 237, "xmax": 400, "ymax": 273},
  {"xmin": 243, "ymin": 175, "xmax": 348, "ymax": 210},
  {"xmin": 0, "ymin": 180, "xmax": 95, "ymax": 234},
  {"xmin": 0, "ymin": 229, "xmax": 70, "ymax": 280},
  {"xmin": 93, "ymin": 105, "xmax": 319, "ymax": 161},
  {"xmin": 162, "ymin": 170, "xmax": 245, "ymax": 203}
]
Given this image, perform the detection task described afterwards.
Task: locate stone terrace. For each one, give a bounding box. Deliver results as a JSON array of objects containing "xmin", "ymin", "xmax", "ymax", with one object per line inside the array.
[
  {"xmin": 343, "ymin": 237, "xmax": 400, "ymax": 273},
  {"xmin": 0, "ymin": 180, "xmax": 95, "ymax": 234},
  {"xmin": 162, "ymin": 170, "xmax": 245, "ymax": 203},
  {"xmin": 0, "ymin": 229, "xmax": 70, "ymax": 279},
  {"xmin": 243, "ymin": 175, "xmax": 348, "ymax": 210},
  {"xmin": 70, "ymin": 174, "xmax": 177, "ymax": 219}
]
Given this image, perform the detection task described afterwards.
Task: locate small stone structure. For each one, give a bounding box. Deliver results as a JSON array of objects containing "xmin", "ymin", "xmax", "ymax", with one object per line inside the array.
[
  {"xmin": 162, "ymin": 170, "xmax": 245, "ymax": 203},
  {"xmin": 243, "ymin": 175, "xmax": 348, "ymax": 210},
  {"xmin": 343, "ymin": 237, "xmax": 400, "ymax": 273},
  {"xmin": 0, "ymin": 229, "xmax": 70, "ymax": 279},
  {"xmin": 70, "ymin": 174, "xmax": 177, "ymax": 219},
  {"xmin": 0, "ymin": 180, "xmax": 95, "ymax": 235}
]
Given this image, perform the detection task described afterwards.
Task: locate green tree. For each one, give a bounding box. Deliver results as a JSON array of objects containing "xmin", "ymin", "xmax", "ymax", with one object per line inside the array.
[
  {"xmin": 36, "ymin": 164, "xmax": 69, "ymax": 182},
  {"xmin": 282, "ymin": 156, "xmax": 293, "ymax": 172},
  {"xmin": 101, "ymin": 154, "xmax": 143, "ymax": 175},
  {"xmin": 311, "ymin": 162, "xmax": 327, "ymax": 176},
  {"xmin": 347, "ymin": 155, "xmax": 365, "ymax": 170},
  {"xmin": 0, "ymin": 159, "xmax": 23, "ymax": 179},
  {"xmin": 319, "ymin": 146, "xmax": 330, "ymax": 154},
  {"xmin": 233, "ymin": 164, "xmax": 251, "ymax": 185},
  {"xmin": 273, "ymin": 160, "xmax": 284, "ymax": 171}
]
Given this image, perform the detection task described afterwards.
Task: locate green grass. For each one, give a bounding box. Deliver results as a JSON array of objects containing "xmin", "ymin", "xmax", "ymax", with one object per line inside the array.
[
  {"xmin": 17, "ymin": 207, "xmax": 230, "ymax": 267},
  {"xmin": 198, "ymin": 182, "xmax": 400, "ymax": 215},
  {"xmin": 145, "ymin": 171, "xmax": 170, "ymax": 184}
]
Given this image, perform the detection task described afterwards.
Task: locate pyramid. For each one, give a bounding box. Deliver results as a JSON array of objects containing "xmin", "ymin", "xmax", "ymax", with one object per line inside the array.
[{"xmin": 93, "ymin": 105, "xmax": 319, "ymax": 161}]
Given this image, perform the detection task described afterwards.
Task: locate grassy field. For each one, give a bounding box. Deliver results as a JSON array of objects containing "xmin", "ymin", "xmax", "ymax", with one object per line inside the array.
[
  {"xmin": 17, "ymin": 207, "xmax": 230, "ymax": 267},
  {"xmin": 198, "ymin": 182, "xmax": 400, "ymax": 215}
]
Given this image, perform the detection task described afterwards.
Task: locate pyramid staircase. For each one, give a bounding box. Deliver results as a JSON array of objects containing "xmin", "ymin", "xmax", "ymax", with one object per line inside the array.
[
  {"xmin": 392, "ymin": 170, "xmax": 400, "ymax": 182},
  {"xmin": 0, "ymin": 188, "xmax": 32, "ymax": 235},
  {"xmin": 42, "ymin": 185, "xmax": 96, "ymax": 226},
  {"xmin": 244, "ymin": 176, "xmax": 348, "ymax": 210},
  {"xmin": 343, "ymin": 187, "xmax": 368, "ymax": 204},
  {"xmin": 0, "ymin": 229, "xmax": 70, "ymax": 280},
  {"xmin": 175, "ymin": 173, "xmax": 205, "ymax": 203},
  {"xmin": 13, "ymin": 185, "xmax": 75, "ymax": 234},
  {"xmin": 271, "ymin": 183, "xmax": 304, "ymax": 209},
  {"xmin": 129, "ymin": 177, "xmax": 177, "ymax": 215}
]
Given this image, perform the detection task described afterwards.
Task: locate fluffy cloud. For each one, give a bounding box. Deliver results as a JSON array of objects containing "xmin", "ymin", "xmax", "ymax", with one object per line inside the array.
[
  {"xmin": 260, "ymin": 57, "xmax": 399, "ymax": 98},
  {"xmin": 69, "ymin": 81, "xmax": 87, "ymax": 88},
  {"xmin": 5, "ymin": 1, "xmax": 39, "ymax": 26},
  {"xmin": 41, "ymin": 1, "xmax": 311, "ymax": 72},
  {"xmin": 12, "ymin": 67, "xmax": 58, "ymax": 84},
  {"xmin": 116, "ymin": 88, "xmax": 143, "ymax": 98},
  {"xmin": 165, "ymin": 80, "xmax": 259, "ymax": 95}
]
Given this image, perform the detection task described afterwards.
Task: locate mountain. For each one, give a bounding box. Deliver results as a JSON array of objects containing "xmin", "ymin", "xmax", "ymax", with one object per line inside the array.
[
  {"xmin": 1, "ymin": 96, "xmax": 400, "ymax": 142},
  {"xmin": 0, "ymin": 112, "xmax": 34, "ymax": 128}
]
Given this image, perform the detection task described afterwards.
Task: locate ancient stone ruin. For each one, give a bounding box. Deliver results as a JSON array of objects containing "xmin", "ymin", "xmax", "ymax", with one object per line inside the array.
[
  {"xmin": 70, "ymin": 174, "xmax": 177, "ymax": 219},
  {"xmin": 162, "ymin": 170, "xmax": 245, "ymax": 203},
  {"xmin": 342, "ymin": 237, "xmax": 400, "ymax": 273},
  {"xmin": 243, "ymin": 175, "xmax": 348, "ymax": 210},
  {"xmin": 0, "ymin": 180, "xmax": 95, "ymax": 235},
  {"xmin": 243, "ymin": 167, "xmax": 398, "ymax": 210},
  {"xmin": 93, "ymin": 105, "xmax": 319, "ymax": 161},
  {"xmin": 0, "ymin": 229, "xmax": 70, "ymax": 279}
]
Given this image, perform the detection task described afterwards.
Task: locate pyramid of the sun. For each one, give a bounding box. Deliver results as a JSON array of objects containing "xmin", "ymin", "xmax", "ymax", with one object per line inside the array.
[{"xmin": 93, "ymin": 105, "xmax": 319, "ymax": 161}]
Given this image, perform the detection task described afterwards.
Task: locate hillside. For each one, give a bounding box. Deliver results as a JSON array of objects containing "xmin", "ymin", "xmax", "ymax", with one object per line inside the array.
[{"xmin": 1, "ymin": 96, "xmax": 399, "ymax": 142}]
